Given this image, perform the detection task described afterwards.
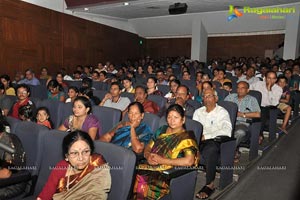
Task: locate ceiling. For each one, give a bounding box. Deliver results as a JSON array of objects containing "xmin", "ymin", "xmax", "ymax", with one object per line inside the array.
[{"xmin": 65, "ymin": 0, "xmax": 300, "ymax": 20}]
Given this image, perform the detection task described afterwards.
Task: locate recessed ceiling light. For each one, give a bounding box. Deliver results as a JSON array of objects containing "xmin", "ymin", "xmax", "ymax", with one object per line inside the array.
[
  {"xmin": 124, "ymin": 2, "xmax": 129, "ymax": 6},
  {"xmin": 84, "ymin": 8, "xmax": 89, "ymax": 11}
]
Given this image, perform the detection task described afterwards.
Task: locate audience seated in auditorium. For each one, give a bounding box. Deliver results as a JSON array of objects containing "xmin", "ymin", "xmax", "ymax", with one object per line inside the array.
[
  {"xmin": 166, "ymin": 85, "xmax": 195, "ymax": 119},
  {"xmin": 12, "ymin": 71, "xmax": 24, "ymax": 84},
  {"xmin": 121, "ymin": 77, "xmax": 135, "ymax": 93},
  {"xmin": 38, "ymin": 67, "xmax": 52, "ymax": 80},
  {"xmin": 99, "ymin": 71, "xmax": 110, "ymax": 83},
  {"xmin": 58, "ymin": 96, "xmax": 102, "ymax": 140},
  {"xmin": 216, "ymin": 69, "xmax": 231, "ymax": 87},
  {"xmin": 224, "ymin": 81, "xmax": 261, "ymax": 162},
  {"xmin": 47, "ymin": 79, "xmax": 65, "ymax": 102},
  {"xmin": 165, "ymin": 79, "xmax": 180, "ymax": 100},
  {"xmin": 239, "ymin": 66, "xmax": 260, "ymax": 85},
  {"xmin": 250, "ymin": 71, "xmax": 282, "ymax": 144},
  {"xmin": 193, "ymin": 88, "xmax": 232, "ymax": 199},
  {"xmin": 9, "ymin": 84, "xmax": 36, "ymax": 119},
  {"xmin": 222, "ymin": 82, "xmax": 233, "ymax": 93},
  {"xmin": 146, "ymin": 64, "xmax": 156, "ymax": 77},
  {"xmin": 65, "ymin": 86, "xmax": 79, "ymax": 103},
  {"xmin": 35, "ymin": 107, "xmax": 53, "ymax": 129},
  {"xmin": 182, "ymin": 70, "xmax": 192, "ymax": 81},
  {"xmin": 99, "ymin": 82, "xmax": 131, "ymax": 112},
  {"xmin": 100, "ymin": 102, "xmax": 153, "ymax": 154},
  {"xmin": 133, "ymin": 104, "xmax": 199, "ymax": 199},
  {"xmin": 234, "ymin": 66, "xmax": 246, "ymax": 81},
  {"xmin": 18, "ymin": 69, "xmax": 40, "ymax": 85},
  {"xmin": 55, "ymin": 72, "xmax": 69, "ymax": 88},
  {"xmin": 0, "ymin": 82, "xmax": 13, "ymax": 116},
  {"xmin": 0, "ymin": 74, "xmax": 15, "ymax": 96},
  {"xmin": 91, "ymin": 70, "xmax": 101, "ymax": 82},
  {"xmin": 276, "ymin": 76, "xmax": 292, "ymax": 133},
  {"xmin": 107, "ymin": 63, "xmax": 118, "ymax": 74},
  {"xmin": 225, "ymin": 63, "xmax": 235, "ymax": 76},
  {"xmin": 146, "ymin": 77, "xmax": 163, "ymax": 96},
  {"xmin": 134, "ymin": 86, "xmax": 160, "ymax": 115},
  {"xmin": 156, "ymin": 70, "xmax": 168, "ymax": 85},
  {"xmin": 37, "ymin": 130, "xmax": 111, "ymax": 200}
]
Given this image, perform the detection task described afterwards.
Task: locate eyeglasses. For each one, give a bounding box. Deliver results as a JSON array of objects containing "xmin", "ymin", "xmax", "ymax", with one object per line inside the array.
[
  {"xmin": 17, "ymin": 91, "xmax": 28, "ymax": 95},
  {"xmin": 68, "ymin": 149, "xmax": 91, "ymax": 159}
]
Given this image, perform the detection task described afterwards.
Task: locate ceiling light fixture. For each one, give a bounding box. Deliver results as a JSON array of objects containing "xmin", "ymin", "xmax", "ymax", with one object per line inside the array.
[
  {"xmin": 84, "ymin": 7, "xmax": 89, "ymax": 11},
  {"xmin": 124, "ymin": 2, "xmax": 129, "ymax": 6}
]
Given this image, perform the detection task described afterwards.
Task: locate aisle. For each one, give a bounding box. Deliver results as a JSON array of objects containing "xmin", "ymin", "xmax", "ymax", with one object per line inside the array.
[{"xmin": 219, "ymin": 119, "xmax": 300, "ymax": 200}]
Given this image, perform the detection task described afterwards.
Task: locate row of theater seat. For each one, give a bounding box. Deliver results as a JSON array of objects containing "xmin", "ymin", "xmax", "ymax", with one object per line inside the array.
[
  {"xmin": 4, "ymin": 100, "xmax": 240, "ymax": 199},
  {"xmin": 5, "ymin": 118, "xmax": 136, "ymax": 200}
]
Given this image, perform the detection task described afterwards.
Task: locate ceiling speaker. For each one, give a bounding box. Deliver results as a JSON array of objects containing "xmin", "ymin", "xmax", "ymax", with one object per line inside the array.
[{"xmin": 168, "ymin": 3, "xmax": 188, "ymax": 15}]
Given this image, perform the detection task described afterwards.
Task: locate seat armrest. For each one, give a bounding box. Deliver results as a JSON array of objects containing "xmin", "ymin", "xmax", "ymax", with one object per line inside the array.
[
  {"xmin": 162, "ymin": 167, "xmax": 196, "ymax": 179},
  {"xmin": 214, "ymin": 135, "xmax": 235, "ymax": 143}
]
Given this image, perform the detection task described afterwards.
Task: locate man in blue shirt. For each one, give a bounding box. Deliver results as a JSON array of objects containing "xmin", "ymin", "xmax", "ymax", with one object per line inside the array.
[
  {"xmin": 18, "ymin": 69, "xmax": 40, "ymax": 85},
  {"xmin": 225, "ymin": 81, "xmax": 261, "ymax": 159}
]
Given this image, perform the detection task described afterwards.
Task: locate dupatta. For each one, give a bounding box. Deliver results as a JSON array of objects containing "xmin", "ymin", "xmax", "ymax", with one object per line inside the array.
[{"xmin": 53, "ymin": 154, "xmax": 111, "ymax": 200}]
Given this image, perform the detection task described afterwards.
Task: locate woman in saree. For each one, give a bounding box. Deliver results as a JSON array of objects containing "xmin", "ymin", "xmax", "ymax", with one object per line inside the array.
[
  {"xmin": 133, "ymin": 104, "xmax": 200, "ymax": 200},
  {"xmin": 37, "ymin": 130, "xmax": 111, "ymax": 200},
  {"xmin": 99, "ymin": 101, "xmax": 153, "ymax": 154}
]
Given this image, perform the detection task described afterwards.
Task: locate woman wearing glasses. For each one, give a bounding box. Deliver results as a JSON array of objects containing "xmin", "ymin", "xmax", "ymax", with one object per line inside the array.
[{"xmin": 37, "ymin": 130, "xmax": 111, "ymax": 200}]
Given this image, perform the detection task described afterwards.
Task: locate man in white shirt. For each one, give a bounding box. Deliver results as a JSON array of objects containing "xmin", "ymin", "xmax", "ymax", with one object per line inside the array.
[
  {"xmin": 99, "ymin": 82, "xmax": 131, "ymax": 112},
  {"xmin": 193, "ymin": 88, "xmax": 232, "ymax": 199},
  {"xmin": 250, "ymin": 71, "xmax": 282, "ymax": 143}
]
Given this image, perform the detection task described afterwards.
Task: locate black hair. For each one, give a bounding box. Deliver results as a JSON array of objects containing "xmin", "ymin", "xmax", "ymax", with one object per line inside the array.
[
  {"xmin": 73, "ymin": 96, "xmax": 92, "ymax": 114},
  {"xmin": 18, "ymin": 105, "xmax": 33, "ymax": 121},
  {"xmin": 128, "ymin": 101, "xmax": 144, "ymax": 114},
  {"xmin": 99, "ymin": 71, "xmax": 107, "ymax": 77},
  {"xmin": 122, "ymin": 76, "xmax": 132, "ymax": 82},
  {"xmin": 147, "ymin": 76, "xmax": 157, "ymax": 83},
  {"xmin": 0, "ymin": 74, "xmax": 13, "ymax": 88},
  {"xmin": 68, "ymin": 86, "xmax": 79, "ymax": 93},
  {"xmin": 110, "ymin": 82, "xmax": 121, "ymax": 90},
  {"xmin": 170, "ymin": 79, "xmax": 181, "ymax": 86},
  {"xmin": 223, "ymin": 82, "xmax": 232, "ymax": 89},
  {"xmin": 16, "ymin": 84, "xmax": 31, "ymax": 96},
  {"xmin": 36, "ymin": 106, "xmax": 54, "ymax": 128},
  {"xmin": 135, "ymin": 85, "xmax": 147, "ymax": 94},
  {"xmin": 166, "ymin": 104, "xmax": 185, "ymax": 119},
  {"xmin": 277, "ymin": 75, "xmax": 288, "ymax": 83},
  {"xmin": 218, "ymin": 69, "xmax": 226, "ymax": 74},
  {"xmin": 92, "ymin": 71, "xmax": 100, "ymax": 76},
  {"xmin": 0, "ymin": 82, "xmax": 4, "ymax": 91},
  {"xmin": 62, "ymin": 130, "xmax": 94, "ymax": 158},
  {"xmin": 47, "ymin": 79, "xmax": 63, "ymax": 91},
  {"xmin": 79, "ymin": 87, "xmax": 94, "ymax": 98},
  {"xmin": 82, "ymin": 77, "xmax": 93, "ymax": 88}
]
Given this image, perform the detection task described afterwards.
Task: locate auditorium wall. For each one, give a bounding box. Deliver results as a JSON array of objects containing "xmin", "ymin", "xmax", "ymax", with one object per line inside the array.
[{"xmin": 0, "ymin": 0, "xmax": 141, "ymax": 78}]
